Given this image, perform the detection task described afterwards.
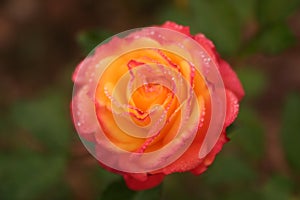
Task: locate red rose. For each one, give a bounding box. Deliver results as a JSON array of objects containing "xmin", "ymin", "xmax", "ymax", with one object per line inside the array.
[{"xmin": 72, "ymin": 21, "xmax": 244, "ymax": 190}]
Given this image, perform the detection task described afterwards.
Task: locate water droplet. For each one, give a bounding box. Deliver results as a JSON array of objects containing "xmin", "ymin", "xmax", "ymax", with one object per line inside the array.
[
  {"xmin": 177, "ymin": 43, "xmax": 184, "ymax": 49},
  {"xmin": 204, "ymin": 57, "xmax": 211, "ymax": 65}
]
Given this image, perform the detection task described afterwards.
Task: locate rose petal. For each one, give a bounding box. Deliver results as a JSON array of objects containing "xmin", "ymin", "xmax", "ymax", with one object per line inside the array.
[
  {"xmin": 190, "ymin": 131, "xmax": 229, "ymax": 175},
  {"xmin": 72, "ymin": 85, "xmax": 98, "ymax": 141},
  {"xmin": 72, "ymin": 57, "xmax": 93, "ymax": 85},
  {"xmin": 161, "ymin": 21, "xmax": 191, "ymax": 36},
  {"xmin": 123, "ymin": 173, "xmax": 165, "ymax": 191},
  {"xmin": 225, "ymin": 89, "xmax": 240, "ymax": 127},
  {"xmin": 158, "ymin": 109, "xmax": 209, "ymax": 174},
  {"xmin": 194, "ymin": 33, "xmax": 218, "ymax": 62},
  {"xmin": 193, "ymin": 33, "xmax": 245, "ymax": 100},
  {"xmin": 218, "ymin": 60, "xmax": 245, "ymax": 100}
]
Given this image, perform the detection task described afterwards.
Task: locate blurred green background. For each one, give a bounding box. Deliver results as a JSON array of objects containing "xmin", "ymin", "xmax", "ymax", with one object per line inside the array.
[{"xmin": 1, "ymin": 0, "xmax": 300, "ymax": 199}]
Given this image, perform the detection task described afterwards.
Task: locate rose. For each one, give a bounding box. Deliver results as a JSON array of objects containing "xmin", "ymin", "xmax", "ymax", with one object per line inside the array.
[{"xmin": 72, "ymin": 21, "xmax": 244, "ymax": 190}]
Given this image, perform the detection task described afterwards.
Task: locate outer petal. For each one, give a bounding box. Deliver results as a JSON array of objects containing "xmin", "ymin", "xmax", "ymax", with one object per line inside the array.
[
  {"xmin": 99, "ymin": 161, "xmax": 164, "ymax": 191},
  {"xmin": 190, "ymin": 131, "xmax": 229, "ymax": 175},
  {"xmin": 218, "ymin": 60, "xmax": 245, "ymax": 100},
  {"xmin": 194, "ymin": 33, "xmax": 245, "ymax": 100},
  {"xmin": 156, "ymin": 107, "xmax": 211, "ymax": 175},
  {"xmin": 194, "ymin": 33, "xmax": 219, "ymax": 62},
  {"xmin": 161, "ymin": 21, "xmax": 191, "ymax": 36},
  {"xmin": 225, "ymin": 89, "xmax": 240, "ymax": 127},
  {"xmin": 72, "ymin": 85, "xmax": 97, "ymax": 141},
  {"xmin": 72, "ymin": 57, "xmax": 93, "ymax": 85},
  {"xmin": 123, "ymin": 173, "xmax": 165, "ymax": 191}
]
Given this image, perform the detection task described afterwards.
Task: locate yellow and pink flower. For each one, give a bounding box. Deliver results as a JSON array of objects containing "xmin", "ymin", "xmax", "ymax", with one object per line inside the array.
[{"xmin": 72, "ymin": 21, "xmax": 244, "ymax": 190}]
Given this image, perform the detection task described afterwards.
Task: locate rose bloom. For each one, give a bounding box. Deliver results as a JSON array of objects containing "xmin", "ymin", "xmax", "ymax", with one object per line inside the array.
[{"xmin": 72, "ymin": 21, "xmax": 244, "ymax": 190}]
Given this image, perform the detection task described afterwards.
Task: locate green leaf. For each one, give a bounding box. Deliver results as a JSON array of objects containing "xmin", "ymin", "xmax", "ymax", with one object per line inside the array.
[
  {"xmin": 225, "ymin": 190, "xmax": 262, "ymax": 200},
  {"xmin": 159, "ymin": 0, "xmax": 242, "ymax": 56},
  {"xmin": 159, "ymin": 5, "xmax": 190, "ymax": 26},
  {"xmin": 255, "ymin": 23, "xmax": 296, "ymax": 54},
  {"xmin": 281, "ymin": 93, "xmax": 300, "ymax": 172},
  {"xmin": 257, "ymin": 0, "xmax": 300, "ymax": 25},
  {"xmin": 101, "ymin": 178, "xmax": 136, "ymax": 200},
  {"xmin": 236, "ymin": 67, "xmax": 267, "ymax": 100},
  {"xmin": 41, "ymin": 180, "xmax": 72, "ymax": 200},
  {"xmin": 92, "ymin": 167, "xmax": 120, "ymax": 198},
  {"xmin": 10, "ymin": 90, "xmax": 71, "ymax": 153},
  {"xmin": 262, "ymin": 175, "xmax": 293, "ymax": 200},
  {"xmin": 134, "ymin": 184, "xmax": 162, "ymax": 200},
  {"xmin": 189, "ymin": 0, "xmax": 242, "ymax": 56},
  {"xmin": 100, "ymin": 177, "xmax": 162, "ymax": 200},
  {"xmin": 0, "ymin": 111, "xmax": 13, "ymax": 139},
  {"xmin": 162, "ymin": 174, "xmax": 191, "ymax": 200},
  {"xmin": 0, "ymin": 153, "xmax": 66, "ymax": 200},
  {"xmin": 203, "ymin": 155, "xmax": 257, "ymax": 185},
  {"xmin": 227, "ymin": 0, "xmax": 257, "ymax": 23},
  {"xmin": 77, "ymin": 29, "xmax": 113, "ymax": 54},
  {"xmin": 230, "ymin": 106, "xmax": 265, "ymax": 159}
]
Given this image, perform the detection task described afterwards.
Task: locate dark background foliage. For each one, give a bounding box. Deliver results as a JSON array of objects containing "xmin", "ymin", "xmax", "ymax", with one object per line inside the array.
[{"xmin": 0, "ymin": 0, "xmax": 300, "ymax": 199}]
